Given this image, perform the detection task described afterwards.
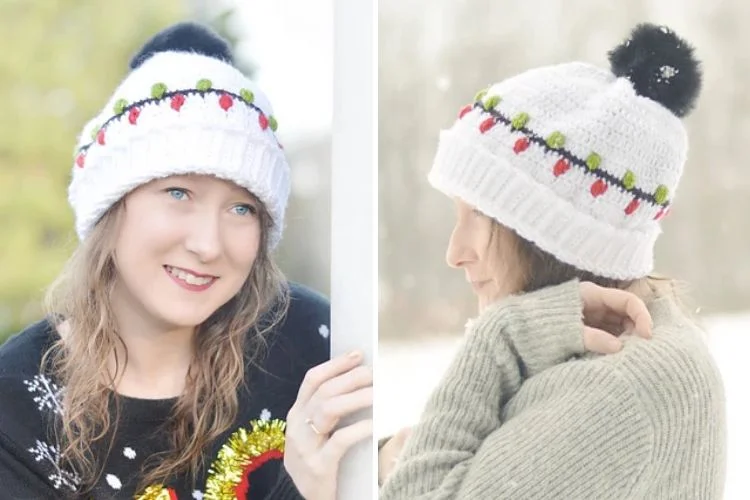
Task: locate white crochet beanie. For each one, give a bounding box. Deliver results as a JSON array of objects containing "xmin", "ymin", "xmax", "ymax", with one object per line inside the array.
[
  {"xmin": 69, "ymin": 22, "xmax": 289, "ymax": 249},
  {"xmin": 429, "ymin": 24, "xmax": 702, "ymax": 279}
]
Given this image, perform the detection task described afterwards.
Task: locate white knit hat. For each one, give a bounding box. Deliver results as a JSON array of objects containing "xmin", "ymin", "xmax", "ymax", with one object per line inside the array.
[
  {"xmin": 428, "ymin": 23, "xmax": 702, "ymax": 280},
  {"xmin": 69, "ymin": 23, "xmax": 289, "ymax": 249}
]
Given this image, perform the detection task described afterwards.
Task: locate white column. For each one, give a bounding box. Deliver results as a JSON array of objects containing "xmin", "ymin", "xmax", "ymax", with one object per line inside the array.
[{"xmin": 331, "ymin": 0, "xmax": 375, "ymax": 497}]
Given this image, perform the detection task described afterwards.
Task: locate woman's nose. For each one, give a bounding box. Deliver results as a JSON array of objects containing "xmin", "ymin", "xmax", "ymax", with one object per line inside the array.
[{"xmin": 446, "ymin": 226, "xmax": 477, "ymax": 269}]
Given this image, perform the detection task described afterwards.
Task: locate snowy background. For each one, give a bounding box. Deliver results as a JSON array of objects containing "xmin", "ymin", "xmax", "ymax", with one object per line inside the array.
[
  {"xmin": 379, "ymin": 1, "xmax": 750, "ymax": 498},
  {"xmin": 379, "ymin": 0, "xmax": 750, "ymax": 338}
]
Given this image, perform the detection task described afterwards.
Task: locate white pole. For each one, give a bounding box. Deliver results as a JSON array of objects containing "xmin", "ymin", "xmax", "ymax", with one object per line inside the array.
[{"xmin": 331, "ymin": 0, "xmax": 375, "ymax": 497}]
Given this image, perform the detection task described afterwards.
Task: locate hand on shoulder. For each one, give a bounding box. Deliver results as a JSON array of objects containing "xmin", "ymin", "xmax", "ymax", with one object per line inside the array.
[{"xmin": 467, "ymin": 280, "xmax": 654, "ymax": 376}]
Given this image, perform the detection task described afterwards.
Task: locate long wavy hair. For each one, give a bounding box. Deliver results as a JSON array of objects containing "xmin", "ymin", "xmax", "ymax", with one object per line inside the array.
[{"xmin": 41, "ymin": 194, "xmax": 289, "ymax": 494}]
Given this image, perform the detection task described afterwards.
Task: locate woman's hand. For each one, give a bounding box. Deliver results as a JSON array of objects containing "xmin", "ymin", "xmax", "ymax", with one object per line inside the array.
[
  {"xmin": 378, "ymin": 427, "xmax": 412, "ymax": 486},
  {"xmin": 580, "ymin": 281, "xmax": 653, "ymax": 354},
  {"xmin": 283, "ymin": 350, "xmax": 373, "ymax": 500},
  {"xmin": 471, "ymin": 280, "xmax": 655, "ymax": 379}
]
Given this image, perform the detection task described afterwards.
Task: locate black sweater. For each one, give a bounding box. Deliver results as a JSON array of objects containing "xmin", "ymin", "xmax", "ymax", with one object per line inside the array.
[{"xmin": 0, "ymin": 283, "xmax": 330, "ymax": 500}]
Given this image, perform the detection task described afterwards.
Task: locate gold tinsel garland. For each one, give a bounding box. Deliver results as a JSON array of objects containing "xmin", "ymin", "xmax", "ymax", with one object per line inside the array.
[
  {"xmin": 135, "ymin": 484, "xmax": 177, "ymax": 500},
  {"xmin": 203, "ymin": 418, "xmax": 287, "ymax": 500},
  {"xmin": 134, "ymin": 418, "xmax": 286, "ymax": 500}
]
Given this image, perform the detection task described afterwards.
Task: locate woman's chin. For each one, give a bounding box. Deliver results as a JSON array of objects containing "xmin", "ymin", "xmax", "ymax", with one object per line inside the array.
[
  {"xmin": 476, "ymin": 288, "xmax": 514, "ymax": 314},
  {"xmin": 154, "ymin": 306, "xmax": 215, "ymax": 331}
]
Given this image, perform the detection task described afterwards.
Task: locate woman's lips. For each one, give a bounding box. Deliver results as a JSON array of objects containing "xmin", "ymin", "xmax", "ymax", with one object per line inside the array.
[{"xmin": 470, "ymin": 280, "xmax": 491, "ymax": 292}]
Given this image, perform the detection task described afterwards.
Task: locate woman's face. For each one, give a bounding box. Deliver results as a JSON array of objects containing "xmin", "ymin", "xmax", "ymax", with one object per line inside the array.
[
  {"xmin": 112, "ymin": 174, "xmax": 262, "ymax": 331},
  {"xmin": 446, "ymin": 199, "xmax": 525, "ymax": 312}
]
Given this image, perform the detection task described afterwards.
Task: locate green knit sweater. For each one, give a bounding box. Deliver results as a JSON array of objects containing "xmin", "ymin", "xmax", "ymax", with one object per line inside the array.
[{"xmin": 379, "ymin": 280, "xmax": 726, "ymax": 499}]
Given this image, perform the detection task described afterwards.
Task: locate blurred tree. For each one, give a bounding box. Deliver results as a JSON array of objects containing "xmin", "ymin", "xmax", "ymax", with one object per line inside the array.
[
  {"xmin": 207, "ymin": 7, "xmax": 257, "ymax": 78},
  {"xmin": 0, "ymin": 0, "xmax": 186, "ymax": 342},
  {"xmin": 186, "ymin": 0, "xmax": 256, "ymax": 77}
]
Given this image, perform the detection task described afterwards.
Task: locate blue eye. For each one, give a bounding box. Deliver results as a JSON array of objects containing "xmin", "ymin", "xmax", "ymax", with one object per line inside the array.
[
  {"xmin": 232, "ymin": 204, "xmax": 257, "ymax": 216},
  {"xmin": 166, "ymin": 188, "xmax": 188, "ymax": 200}
]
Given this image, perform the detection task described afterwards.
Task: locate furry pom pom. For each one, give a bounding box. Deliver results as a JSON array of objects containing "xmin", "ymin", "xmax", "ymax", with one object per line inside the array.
[
  {"xmin": 130, "ymin": 22, "xmax": 233, "ymax": 70},
  {"xmin": 608, "ymin": 23, "xmax": 701, "ymax": 117}
]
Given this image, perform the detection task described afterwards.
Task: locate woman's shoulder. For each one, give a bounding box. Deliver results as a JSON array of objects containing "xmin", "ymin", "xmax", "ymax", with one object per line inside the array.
[
  {"xmin": 287, "ymin": 281, "xmax": 331, "ymax": 322},
  {"xmin": 592, "ymin": 298, "xmax": 724, "ymax": 420},
  {"xmin": 242, "ymin": 283, "xmax": 330, "ymax": 412},
  {"xmin": 619, "ymin": 299, "xmax": 720, "ymax": 385},
  {"xmin": 260, "ymin": 282, "xmax": 331, "ymax": 369},
  {"xmin": 0, "ymin": 321, "xmax": 60, "ymax": 469},
  {"xmin": 0, "ymin": 319, "xmax": 56, "ymax": 378},
  {"xmin": 574, "ymin": 299, "xmax": 726, "ymax": 491},
  {"xmin": 276, "ymin": 282, "xmax": 331, "ymax": 346}
]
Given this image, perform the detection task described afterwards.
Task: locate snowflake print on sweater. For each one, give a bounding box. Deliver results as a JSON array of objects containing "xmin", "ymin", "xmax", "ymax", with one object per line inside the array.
[
  {"xmin": 24, "ymin": 374, "xmax": 64, "ymax": 415},
  {"xmin": 28, "ymin": 439, "xmax": 81, "ymax": 491},
  {"xmin": 23, "ymin": 373, "xmax": 81, "ymax": 492}
]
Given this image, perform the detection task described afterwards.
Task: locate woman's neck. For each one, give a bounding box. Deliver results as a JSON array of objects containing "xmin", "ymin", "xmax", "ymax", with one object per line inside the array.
[
  {"xmin": 110, "ymin": 323, "xmax": 195, "ymax": 400},
  {"xmin": 108, "ymin": 292, "xmax": 197, "ymax": 399},
  {"xmin": 55, "ymin": 309, "xmax": 197, "ymax": 400}
]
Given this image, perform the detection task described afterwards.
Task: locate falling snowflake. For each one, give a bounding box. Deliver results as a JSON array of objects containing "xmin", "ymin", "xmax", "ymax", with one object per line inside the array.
[
  {"xmin": 318, "ymin": 324, "xmax": 330, "ymax": 339},
  {"xmin": 193, "ymin": 490, "xmax": 204, "ymax": 500},
  {"xmin": 24, "ymin": 374, "xmax": 64, "ymax": 415},
  {"xmin": 28, "ymin": 440, "xmax": 80, "ymax": 491},
  {"xmin": 661, "ymin": 66, "xmax": 678, "ymax": 78},
  {"xmin": 436, "ymin": 76, "xmax": 451, "ymax": 92},
  {"xmin": 123, "ymin": 447, "xmax": 136, "ymax": 460},
  {"xmin": 260, "ymin": 408, "xmax": 272, "ymax": 421},
  {"xmin": 657, "ymin": 65, "xmax": 679, "ymax": 84},
  {"xmin": 106, "ymin": 474, "xmax": 122, "ymax": 490}
]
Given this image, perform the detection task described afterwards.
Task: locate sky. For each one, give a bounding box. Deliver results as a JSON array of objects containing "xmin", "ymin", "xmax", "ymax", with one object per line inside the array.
[{"xmin": 229, "ymin": 0, "xmax": 333, "ymax": 142}]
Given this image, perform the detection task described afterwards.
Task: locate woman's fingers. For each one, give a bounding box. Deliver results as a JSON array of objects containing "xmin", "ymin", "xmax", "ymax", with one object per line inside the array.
[
  {"xmin": 583, "ymin": 326, "xmax": 623, "ymax": 354},
  {"xmin": 283, "ymin": 353, "xmax": 373, "ymax": 500},
  {"xmin": 594, "ymin": 314, "xmax": 646, "ymax": 338},
  {"xmin": 322, "ymin": 418, "xmax": 374, "ymax": 463},
  {"xmin": 315, "ymin": 365, "xmax": 373, "ymax": 400},
  {"xmin": 580, "ymin": 282, "xmax": 653, "ymax": 338},
  {"xmin": 310, "ymin": 387, "xmax": 374, "ymax": 435},
  {"xmin": 290, "ymin": 357, "xmax": 373, "ymax": 449},
  {"xmin": 305, "ymin": 363, "xmax": 373, "ymax": 435},
  {"xmin": 607, "ymin": 290, "xmax": 652, "ymax": 338},
  {"xmin": 623, "ymin": 317, "xmax": 636, "ymax": 333},
  {"xmin": 379, "ymin": 427, "xmax": 412, "ymax": 485},
  {"xmin": 297, "ymin": 351, "xmax": 364, "ymax": 404}
]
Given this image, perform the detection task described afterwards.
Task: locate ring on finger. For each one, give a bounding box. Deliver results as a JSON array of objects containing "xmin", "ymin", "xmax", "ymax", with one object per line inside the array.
[{"xmin": 305, "ymin": 417, "xmax": 324, "ymax": 435}]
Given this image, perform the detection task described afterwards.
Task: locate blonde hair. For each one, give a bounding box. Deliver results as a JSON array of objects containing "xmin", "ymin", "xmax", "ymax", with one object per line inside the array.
[{"xmin": 41, "ymin": 197, "xmax": 288, "ymax": 494}]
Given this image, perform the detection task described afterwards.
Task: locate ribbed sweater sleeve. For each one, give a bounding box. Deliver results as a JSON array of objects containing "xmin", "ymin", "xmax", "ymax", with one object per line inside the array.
[{"xmin": 379, "ymin": 280, "xmax": 653, "ymax": 499}]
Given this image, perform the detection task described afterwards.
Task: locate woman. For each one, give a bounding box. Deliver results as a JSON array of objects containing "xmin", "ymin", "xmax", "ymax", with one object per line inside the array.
[
  {"xmin": 0, "ymin": 23, "xmax": 372, "ymax": 499},
  {"xmin": 379, "ymin": 23, "xmax": 726, "ymax": 498}
]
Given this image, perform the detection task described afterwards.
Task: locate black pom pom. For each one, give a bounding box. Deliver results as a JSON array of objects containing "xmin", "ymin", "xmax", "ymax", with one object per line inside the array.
[
  {"xmin": 608, "ymin": 23, "xmax": 702, "ymax": 117},
  {"xmin": 130, "ymin": 22, "xmax": 233, "ymax": 70}
]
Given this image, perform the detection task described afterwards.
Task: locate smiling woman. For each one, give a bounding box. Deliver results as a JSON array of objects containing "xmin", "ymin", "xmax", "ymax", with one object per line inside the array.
[
  {"xmin": 112, "ymin": 176, "xmax": 264, "ymax": 336},
  {"xmin": 0, "ymin": 22, "xmax": 372, "ymax": 500}
]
